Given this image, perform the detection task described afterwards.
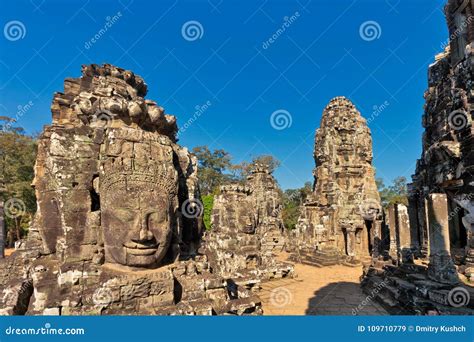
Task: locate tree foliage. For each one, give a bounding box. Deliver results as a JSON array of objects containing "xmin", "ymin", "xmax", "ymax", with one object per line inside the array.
[
  {"xmin": 192, "ymin": 146, "xmax": 233, "ymax": 195},
  {"xmin": 281, "ymin": 181, "xmax": 312, "ymax": 230},
  {"xmin": 0, "ymin": 117, "xmax": 37, "ymax": 247},
  {"xmin": 377, "ymin": 176, "xmax": 408, "ymax": 208},
  {"xmin": 230, "ymin": 155, "xmax": 281, "ymax": 182},
  {"xmin": 192, "ymin": 146, "xmax": 282, "ymax": 195},
  {"xmin": 202, "ymin": 194, "xmax": 214, "ymax": 230}
]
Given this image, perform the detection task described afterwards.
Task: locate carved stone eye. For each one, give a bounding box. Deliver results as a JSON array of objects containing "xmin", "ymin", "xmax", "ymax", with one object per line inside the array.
[{"xmin": 146, "ymin": 211, "xmax": 167, "ymax": 228}]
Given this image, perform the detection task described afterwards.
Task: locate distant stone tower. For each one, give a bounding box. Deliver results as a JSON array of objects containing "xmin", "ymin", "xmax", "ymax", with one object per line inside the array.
[
  {"xmin": 203, "ymin": 164, "xmax": 293, "ymax": 286},
  {"xmin": 294, "ymin": 97, "xmax": 382, "ymax": 263}
]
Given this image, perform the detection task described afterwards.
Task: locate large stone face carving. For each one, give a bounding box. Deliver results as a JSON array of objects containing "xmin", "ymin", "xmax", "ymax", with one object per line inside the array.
[
  {"xmin": 203, "ymin": 165, "xmax": 293, "ymax": 286},
  {"xmin": 290, "ymin": 97, "xmax": 382, "ymax": 265},
  {"xmin": 31, "ymin": 64, "xmax": 187, "ymax": 266},
  {"xmin": 100, "ymin": 168, "xmax": 174, "ymax": 268},
  {"xmin": 0, "ymin": 64, "xmax": 261, "ymax": 315},
  {"xmin": 99, "ymin": 129, "xmax": 178, "ymax": 268}
]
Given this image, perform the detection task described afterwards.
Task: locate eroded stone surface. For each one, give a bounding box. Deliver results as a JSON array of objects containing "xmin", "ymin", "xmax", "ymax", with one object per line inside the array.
[
  {"xmin": 362, "ymin": 0, "xmax": 474, "ymax": 315},
  {"xmin": 0, "ymin": 64, "xmax": 261, "ymax": 315},
  {"xmin": 203, "ymin": 165, "xmax": 293, "ymax": 287},
  {"xmin": 289, "ymin": 97, "xmax": 382, "ymax": 265}
]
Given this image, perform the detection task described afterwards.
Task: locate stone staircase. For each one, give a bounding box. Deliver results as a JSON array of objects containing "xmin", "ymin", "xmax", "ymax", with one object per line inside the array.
[{"xmin": 289, "ymin": 247, "xmax": 342, "ymax": 267}]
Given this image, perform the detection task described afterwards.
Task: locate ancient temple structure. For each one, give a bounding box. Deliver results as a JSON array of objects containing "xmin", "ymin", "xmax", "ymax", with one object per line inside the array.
[
  {"xmin": 203, "ymin": 164, "xmax": 293, "ymax": 287},
  {"xmin": 362, "ymin": 0, "xmax": 474, "ymax": 315},
  {"xmin": 290, "ymin": 97, "xmax": 382, "ymax": 266},
  {"xmin": 0, "ymin": 64, "xmax": 261, "ymax": 315}
]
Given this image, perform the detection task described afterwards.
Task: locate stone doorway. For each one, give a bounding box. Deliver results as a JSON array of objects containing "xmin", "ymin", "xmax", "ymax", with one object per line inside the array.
[
  {"xmin": 364, "ymin": 220, "xmax": 373, "ymax": 255},
  {"xmin": 449, "ymin": 202, "xmax": 468, "ymax": 250}
]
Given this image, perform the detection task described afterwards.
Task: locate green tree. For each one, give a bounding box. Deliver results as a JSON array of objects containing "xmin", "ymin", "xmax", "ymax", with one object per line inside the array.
[
  {"xmin": 281, "ymin": 181, "xmax": 312, "ymax": 230},
  {"xmin": 231, "ymin": 155, "xmax": 281, "ymax": 182},
  {"xmin": 0, "ymin": 117, "xmax": 37, "ymax": 247},
  {"xmin": 376, "ymin": 176, "xmax": 408, "ymax": 208},
  {"xmin": 202, "ymin": 194, "xmax": 214, "ymax": 230},
  {"xmin": 192, "ymin": 146, "xmax": 233, "ymax": 195}
]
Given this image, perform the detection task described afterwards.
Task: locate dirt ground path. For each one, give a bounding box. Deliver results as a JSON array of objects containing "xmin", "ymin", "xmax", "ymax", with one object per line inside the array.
[{"xmin": 260, "ymin": 256, "xmax": 388, "ymax": 315}]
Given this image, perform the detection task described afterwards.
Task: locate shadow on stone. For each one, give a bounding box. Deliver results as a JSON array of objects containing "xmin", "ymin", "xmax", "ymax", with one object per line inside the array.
[{"xmin": 305, "ymin": 281, "xmax": 386, "ymax": 316}]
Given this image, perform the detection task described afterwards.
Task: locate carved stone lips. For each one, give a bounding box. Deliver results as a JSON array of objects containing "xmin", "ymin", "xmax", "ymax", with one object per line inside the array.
[{"xmin": 123, "ymin": 242, "xmax": 158, "ymax": 255}]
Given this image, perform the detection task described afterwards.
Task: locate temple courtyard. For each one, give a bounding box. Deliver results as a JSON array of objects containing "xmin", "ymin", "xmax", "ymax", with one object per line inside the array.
[{"xmin": 260, "ymin": 253, "xmax": 388, "ymax": 315}]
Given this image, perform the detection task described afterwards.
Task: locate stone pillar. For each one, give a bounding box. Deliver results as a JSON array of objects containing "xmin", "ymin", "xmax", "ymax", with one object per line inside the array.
[
  {"xmin": 372, "ymin": 220, "xmax": 382, "ymax": 258},
  {"xmin": 395, "ymin": 204, "xmax": 412, "ymax": 263},
  {"xmin": 407, "ymin": 197, "xmax": 420, "ymax": 254},
  {"xmin": 427, "ymin": 193, "xmax": 458, "ymax": 284},
  {"xmin": 420, "ymin": 198, "xmax": 430, "ymax": 257},
  {"xmin": 453, "ymin": 198, "xmax": 474, "ymax": 281},
  {"xmin": 386, "ymin": 205, "xmax": 398, "ymax": 260},
  {"xmin": 347, "ymin": 229, "xmax": 356, "ymax": 257},
  {"xmin": 343, "ymin": 227, "xmax": 357, "ymax": 257}
]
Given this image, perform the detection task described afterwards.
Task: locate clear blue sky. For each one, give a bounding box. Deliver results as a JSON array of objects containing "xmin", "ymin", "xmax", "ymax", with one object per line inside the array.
[{"xmin": 0, "ymin": 0, "xmax": 448, "ymax": 189}]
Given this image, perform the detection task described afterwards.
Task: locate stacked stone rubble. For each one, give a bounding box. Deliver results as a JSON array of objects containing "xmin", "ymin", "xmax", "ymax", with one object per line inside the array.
[
  {"xmin": 0, "ymin": 64, "xmax": 261, "ymax": 315},
  {"xmin": 203, "ymin": 165, "xmax": 293, "ymax": 288},
  {"xmin": 290, "ymin": 97, "xmax": 382, "ymax": 266},
  {"xmin": 362, "ymin": 0, "xmax": 474, "ymax": 315}
]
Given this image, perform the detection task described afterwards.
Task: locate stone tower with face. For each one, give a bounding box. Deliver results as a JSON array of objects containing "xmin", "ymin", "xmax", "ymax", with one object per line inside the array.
[
  {"xmin": 0, "ymin": 64, "xmax": 265, "ymax": 317},
  {"xmin": 99, "ymin": 129, "xmax": 179, "ymax": 268},
  {"xmin": 294, "ymin": 97, "xmax": 382, "ymax": 261},
  {"xmin": 30, "ymin": 64, "xmax": 200, "ymax": 268}
]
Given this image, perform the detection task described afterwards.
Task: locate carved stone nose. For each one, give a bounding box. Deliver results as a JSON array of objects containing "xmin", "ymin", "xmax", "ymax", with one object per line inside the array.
[
  {"xmin": 131, "ymin": 216, "xmax": 153, "ymax": 243},
  {"xmin": 139, "ymin": 227, "xmax": 153, "ymax": 241}
]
